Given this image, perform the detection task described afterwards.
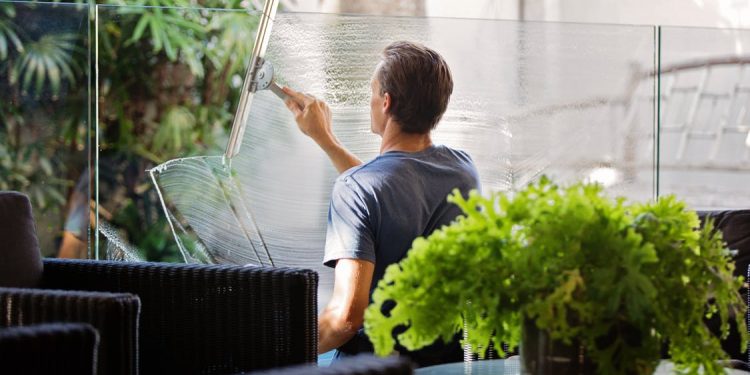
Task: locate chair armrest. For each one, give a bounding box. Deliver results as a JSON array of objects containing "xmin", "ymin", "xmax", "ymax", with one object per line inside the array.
[
  {"xmin": 0, "ymin": 323, "xmax": 99, "ymax": 375},
  {"xmin": 0, "ymin": 287, "xmax": 139, "ymax": 375},
  {"xmin": 42, "ymin": 259, "xmax": 319, "ymax": 374}
]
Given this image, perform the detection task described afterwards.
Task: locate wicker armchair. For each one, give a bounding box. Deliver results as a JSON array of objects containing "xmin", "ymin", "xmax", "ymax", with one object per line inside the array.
[
  {"xmin": 39, "ymin": 259, "xmax": 319, "ymax": 375},
  {"xmin": 1, "ymin": 191, "xmax": 319, "ymax": 374},
  {"xmin": 0, "ymin": 323, "xmax": 100, "ymax": 375},
  {"xmin": 0, "ymin": 286, "xmax": 140, "ymax": 375}
]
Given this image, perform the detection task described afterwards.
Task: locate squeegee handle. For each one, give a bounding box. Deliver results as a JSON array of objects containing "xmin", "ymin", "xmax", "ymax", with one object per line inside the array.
[
  {"xmin": 269, "ymin": 81, "xmax": 288, "ymax": 101},
  {"xmin": 271, "ymin": 82, "xmax": 306, "ymax": 112}
]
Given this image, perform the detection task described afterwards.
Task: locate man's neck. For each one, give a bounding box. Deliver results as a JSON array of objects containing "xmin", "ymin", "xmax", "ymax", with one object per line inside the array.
[{"xmin": 379, "ymin": 120, "xmax": 433, "ymax": 154}]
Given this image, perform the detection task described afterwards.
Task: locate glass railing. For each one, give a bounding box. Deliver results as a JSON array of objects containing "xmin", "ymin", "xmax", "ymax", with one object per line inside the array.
[
  {"xmin": 150, "ymin": 13, "xmax": 657, "ymax": 309},
  {"xmin": 658, "ymin": 26, "xmax": 750, "ymax": 210},
  {"xmin": 3, "ymin": 2, "xmax": 749, "ymax": 271},
  {"xmin": 95, "ymin": 4, "xmax": 259, "ymax": 261},
  {"xmin": 0, "ymin": 1, "xmax": 91, "ymax": 258}
]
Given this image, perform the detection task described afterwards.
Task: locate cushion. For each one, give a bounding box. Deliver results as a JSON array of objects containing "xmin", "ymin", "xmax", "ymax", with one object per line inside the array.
[{"xmin": 0, "ymin": 191, "xmax": 43, "ymax": 287}]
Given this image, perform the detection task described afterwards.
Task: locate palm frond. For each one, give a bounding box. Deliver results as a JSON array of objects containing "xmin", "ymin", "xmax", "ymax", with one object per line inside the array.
[
  {"xmin": 0, "ymin": 16, "xmax": 23, "ymax": 60},
  {"xmin": 11, "ymin": 33, "xmax": 79, "ymax": 96},
  {"xmin": 124, "ymin": 6, "xmax": 207, "ymax": 77}
]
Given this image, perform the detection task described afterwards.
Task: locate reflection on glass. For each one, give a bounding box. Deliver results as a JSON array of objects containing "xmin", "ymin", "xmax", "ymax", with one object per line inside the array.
[
  {"xmin": 0, "ymin": 1, "xmax": 90, "ymax": 258},
  {"xmin": 151, "ymin": 13, "xmax": 656, "ymax": 309},
  {"xmin": 95, "ymin": 4, "xmax": 259, "ymax": 261},
  {"xmin": 659, "ymin": 26, "xmax": 750, "ymax": 209}
]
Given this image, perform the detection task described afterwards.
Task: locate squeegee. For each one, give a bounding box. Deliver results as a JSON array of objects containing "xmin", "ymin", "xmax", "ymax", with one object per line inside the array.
[{"xmin": 225, "ymin": 0, "xmax": 283, "ymax": 160}]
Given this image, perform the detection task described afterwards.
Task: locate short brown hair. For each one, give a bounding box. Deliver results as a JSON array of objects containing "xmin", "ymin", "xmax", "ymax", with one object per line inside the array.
[{"xmin": 376, "ymin": 41, "xmax": 453, "ymax": 134}]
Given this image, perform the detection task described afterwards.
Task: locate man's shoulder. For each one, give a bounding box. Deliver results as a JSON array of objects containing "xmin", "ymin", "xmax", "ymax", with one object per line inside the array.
[
  {"xmin": 337, "ymin": 159, "xmax": 384, "ymax": 184},
  {"xmin": 436, "ymin": 145, "xmax": 474, "ymax": 164},
  {"xmin": 332, "ymin": 160, "xmax": 383, "ymax": 199},
  {"xmin": 335, "ymin": 145, "xmax": 478, "ymax": 190},
  {"xmin": 340, "ymin": 146, "xmax": 475, "ymax": 179}
]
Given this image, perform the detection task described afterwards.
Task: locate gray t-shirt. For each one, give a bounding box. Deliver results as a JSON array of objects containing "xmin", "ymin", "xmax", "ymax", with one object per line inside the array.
[{"xmin": 323, "ymin": 144, "xmax": 481, "ymax": 293}]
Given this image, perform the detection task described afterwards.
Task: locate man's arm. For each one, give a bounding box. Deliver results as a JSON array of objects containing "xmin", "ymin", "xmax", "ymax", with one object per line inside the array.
[
  {"xmin": 318, "ymin": 258, "xmax": 374, "ymax": 354},
  {"xmin": 282, "ymin": 86, "xmax": 362, "ymax": 174}
]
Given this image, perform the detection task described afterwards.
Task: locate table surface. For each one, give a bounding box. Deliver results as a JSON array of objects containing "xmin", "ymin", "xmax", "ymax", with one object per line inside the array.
[{"xmin": 415, "ymin": 357, "xmax": 749, "ymax": 375}]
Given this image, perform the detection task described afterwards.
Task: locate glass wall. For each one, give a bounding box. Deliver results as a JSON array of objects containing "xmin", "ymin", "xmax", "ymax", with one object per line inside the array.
[
  {"xmin": 95, "ymin": 4, "xmax": 259, "ymax": 261},
  {"xmin": 658, "ymin": 26, "xmax": 750, "ymax": 209},
  {"xmin": 0, "ymin": 1, "xmax": 90, "ymax": 258},
  {"xmin": 5, "ymin": 2, "xmax": 748, "ymax": 272},
  {"xmin": 150, "ymin": 13, "xmax": 656, "ymax": 309}
]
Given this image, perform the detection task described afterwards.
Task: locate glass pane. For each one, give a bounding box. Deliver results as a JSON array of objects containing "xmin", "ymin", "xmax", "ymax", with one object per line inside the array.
[
  {"xmin": 150, "ymin": 13, "xmax": 656, "ymax": 309},
  {"xmin": 659, "ymin": 26, "xmax": 750, "ymax": 209},
  {"xmin": 95, "ymin": 4, "xmax": 260, "ymax": 261},
  {"xmin": 0, "ymin": 1, "xmax": 91, "ymax": 258}
]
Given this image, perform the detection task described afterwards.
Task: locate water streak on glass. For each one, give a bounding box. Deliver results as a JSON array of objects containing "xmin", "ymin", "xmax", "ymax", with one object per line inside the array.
[
  {"xmin": 150, "ymin": 13, "xmax": 656, "ymax": 309},
  {"xmin": 95, "ymin": 5, "xmax": 259, "ymax": 262},
  {"xmin": 99, "ymin": 220, "xmax": 145, "ymax": 262}
]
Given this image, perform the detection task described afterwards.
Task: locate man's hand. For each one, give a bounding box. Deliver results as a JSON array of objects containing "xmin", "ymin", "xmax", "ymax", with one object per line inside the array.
[
  {"xmin": 283, "ymin": 86, "xmax": 335, "ymax": 148},
  {"xmin": 282, "ymin": 86, "xmax": 363, "ymax": 174}
]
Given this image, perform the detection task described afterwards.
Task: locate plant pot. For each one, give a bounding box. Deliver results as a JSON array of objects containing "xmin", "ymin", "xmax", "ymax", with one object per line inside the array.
[{"xmin": 520, "ymin": 319, "xmax": 596, "ymax": 375}]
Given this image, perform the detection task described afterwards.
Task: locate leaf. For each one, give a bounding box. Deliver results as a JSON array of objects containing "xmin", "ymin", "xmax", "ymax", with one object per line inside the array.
[
  {"xmin": 160, "ymin": 26, "xmax": 175, "ymax": 60},
  {"xmin": 148, "ymin": 15, "xmax": 162, "ymax": 51},
  {"xmin": 129, "ymin": 13, "xmax": 150, "ymax": 43},
  {"xmin": 39, "ymin": 157, "xmax": 53, "ymax": 176},
  {"xmin": 0, "ymin": 19, "xmax": 23, "ymax": 59},
  {"xmin": 0, "ymin": 28, "xmax": 7, "ymax": 59},
  {"xmin": 21, "ymin": 53, "xmax": 36, "ymax": 90},
  {"xmin": 42, "ymin": 54, "xmax": 61, "ymax": 94}
]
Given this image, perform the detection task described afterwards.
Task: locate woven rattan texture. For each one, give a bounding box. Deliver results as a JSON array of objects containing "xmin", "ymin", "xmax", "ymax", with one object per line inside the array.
[
  {"xmin": 42, "ymin": 259, "xmax": 318, "ymax": 374},
  {"xmin": 0, "ymin": 323, "xmax": 99, "ymax": 375},
  {"xmin": 0, "ymin": 287, "xmax": 138, "ymax": 374}
]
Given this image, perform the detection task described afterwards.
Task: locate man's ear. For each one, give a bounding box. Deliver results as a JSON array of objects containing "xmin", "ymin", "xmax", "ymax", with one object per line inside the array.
[{"xmin": 383, "ymin": 92, "xmax": 391, "ymax": 113}]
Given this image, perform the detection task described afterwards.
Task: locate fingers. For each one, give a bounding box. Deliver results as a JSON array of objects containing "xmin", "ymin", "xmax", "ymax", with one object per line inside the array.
[
  {"xmin": 281, "ymin": 85, "xmax": 301, "ymax": 99},
  {"xmin": 284, "ymin": 97, "xmax": 303, "ymax": 117},
  {"xmin": 282, "ymin": 86, "xmax": 311, "ymax": 106},
  {"xmin": 281, "ymin": 86, "xmax": 333, "ymax": 126}
]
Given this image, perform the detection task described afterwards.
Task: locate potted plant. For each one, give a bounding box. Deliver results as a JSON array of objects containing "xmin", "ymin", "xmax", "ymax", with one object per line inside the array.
[{"xmin": 364, "ymin": 177, "xmax": 747, "ymax": 374}]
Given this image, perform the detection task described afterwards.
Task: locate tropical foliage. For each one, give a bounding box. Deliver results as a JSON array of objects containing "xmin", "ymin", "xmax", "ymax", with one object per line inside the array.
[
  {"xmin": 0, "ymin": 2, "xmax": 87, "ymax": 244},
  {"xmin": 0, "ymin": 0, "xmax": 259, "ymax": 259},
  {"xmin": 365, "ymin": 178, "xmax": 747, "ymax": 375}
]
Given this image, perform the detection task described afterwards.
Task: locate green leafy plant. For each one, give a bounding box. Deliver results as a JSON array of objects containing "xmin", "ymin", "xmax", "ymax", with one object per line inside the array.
[{"xmin": 365, "ymin": 177, "xmax": 746, "ymax": 375}]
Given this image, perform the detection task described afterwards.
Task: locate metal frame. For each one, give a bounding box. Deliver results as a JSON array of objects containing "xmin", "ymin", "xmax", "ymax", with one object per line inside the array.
[{"xmin": 225, "ymin": 0, "xmax": 281, "ymax": 160}]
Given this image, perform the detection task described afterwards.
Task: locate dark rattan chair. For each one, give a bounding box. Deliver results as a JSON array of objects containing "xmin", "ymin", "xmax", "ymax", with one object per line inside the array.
[
  {"xmin": 0, "ymin": 322, "xmax": 100, "ymax": 375},
  {"xmin": 0, "ymin": 285, "xmax": 140, "ymax": 375},
  {"xmin": 1, "ymin": 191, "xmax": 319, "ymax": 374},
  {"xmin": 40, "ymin": 259, "xmax": 319, "ymax": 374},
  {"xmin": 248, "ymin": 354, "xmax": 414, "ymax": 375}
]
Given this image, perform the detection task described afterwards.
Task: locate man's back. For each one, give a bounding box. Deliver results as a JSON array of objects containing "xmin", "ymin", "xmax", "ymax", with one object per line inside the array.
[
  {"xmin": 324, "ymin": 144, "xmax": 480, "ymax": 290},
  {"xmin": 324, "ymin": 144, "xmax": 480, "ymax": 366}
]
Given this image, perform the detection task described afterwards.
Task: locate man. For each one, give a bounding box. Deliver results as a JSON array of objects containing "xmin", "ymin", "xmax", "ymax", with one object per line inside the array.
[{"xmin": 282, "ymin": 41, "xmax": 480, "ymax": 366}]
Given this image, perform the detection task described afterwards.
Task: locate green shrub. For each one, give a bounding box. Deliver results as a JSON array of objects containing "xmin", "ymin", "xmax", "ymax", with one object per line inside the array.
[{"xmin": 365, "ymin": 177, "xmax": 746, "ymax": 375}]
